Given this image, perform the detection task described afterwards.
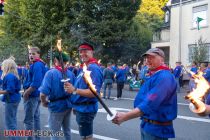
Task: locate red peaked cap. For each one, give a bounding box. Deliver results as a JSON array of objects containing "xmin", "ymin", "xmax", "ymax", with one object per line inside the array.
[{"xmin": 78, "ymin": 43, "xmax": 94, "ymax": 51}]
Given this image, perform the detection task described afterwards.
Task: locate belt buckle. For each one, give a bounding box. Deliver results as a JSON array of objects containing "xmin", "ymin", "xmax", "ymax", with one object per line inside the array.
[{"xmin": 149, "ymin": 119, "xmax": 153, "ymax": 123}]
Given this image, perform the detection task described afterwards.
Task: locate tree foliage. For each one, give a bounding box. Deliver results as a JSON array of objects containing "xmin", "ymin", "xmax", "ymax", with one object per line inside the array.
[
  {"xmin": 136, "ymin": 0, "xmax": 168, "ymax": 31},
  {"xmin": 0, "ymin": 0, "xmax": 169, "ymax": 65},
  {"xmin": 190, "ymin": 37, "xmax": 208, "ymax": 64},
  {"xmin": 69, "ymin": 0, "xmax": 141, "ymax": 63},
  {"xmin": 0, "ymin": 0, "xmax": 75, "ymax": 64},
  {"xmin": 0, "ymin": 0, "xmax": 143, "ymax": 64}
]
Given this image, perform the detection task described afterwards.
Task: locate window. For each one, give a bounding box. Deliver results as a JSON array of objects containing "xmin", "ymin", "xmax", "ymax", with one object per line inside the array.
[
  {"xmin": 165, "ymin": 11, "xmax": 170, "ymax": 23},
  {"xmin": 188, "ymin": 43, "xmax": 210, "ymax": 63},
  {"xmin": 192, "ymin": 4, "xmax": 208, "ymax": 29}
]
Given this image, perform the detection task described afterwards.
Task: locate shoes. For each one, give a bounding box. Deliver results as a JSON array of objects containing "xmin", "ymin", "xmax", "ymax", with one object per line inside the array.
[{"xmin": 113, "ymin": 97, "xmax": 118, "ymax": 100}]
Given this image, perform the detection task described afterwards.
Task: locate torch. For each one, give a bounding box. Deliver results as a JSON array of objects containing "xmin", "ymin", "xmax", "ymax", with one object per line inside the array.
[
  {"xmin": 27, "ymin": 45, "xmax": 31, "ymax": 63},
  {"xmin": 83, "ymin": 64, "xmax": 117, "ymax": 121},
  {"xmin": 184, "ymin": 71, "xmax": 210, "ymax": 113},
  {"xmin": 136, "ymin": 60, "xmax": 141, "ymax": 73},
  {"xmin": 56, "ymin": 39, "xmax": 70, "ymax": 82}
]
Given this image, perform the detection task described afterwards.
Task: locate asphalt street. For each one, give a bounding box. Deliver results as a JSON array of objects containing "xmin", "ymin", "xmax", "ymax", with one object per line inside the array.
[{"xmin": 0, "ymin": 84, "xmax": 210, "ymax": 140}]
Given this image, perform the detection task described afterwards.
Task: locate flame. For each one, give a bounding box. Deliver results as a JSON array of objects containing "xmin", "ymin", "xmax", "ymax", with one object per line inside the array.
[
  {"xmin": 98, "ymin": 59, "xmax": 101, "ymax": 64},
  {"xmin": 75, "ymin": 62, "xmax": 80, "ymax": 67},
  {"xmin": 57, "ymin": 39, "xmax": 62, "ymax": 52},
  {"xmin": 186, "ymin": 71, "xmax": 210, "ymax": 102},
  {"xmin": 27, "ymin": 45, "xmax": 32, "ymax": 49},
  {"xmin": 83, "ymin": 64, "xmax": 97, "ymax": 93}
]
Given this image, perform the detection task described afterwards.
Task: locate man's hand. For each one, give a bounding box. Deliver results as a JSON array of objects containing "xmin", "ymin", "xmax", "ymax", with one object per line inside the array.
[
  {"xmin": 40, "ymin": 93, "xmax": 48, "ymax": 107},
  {"xmin": 197, "ymin": 104, "xmax": 208, "ymax": 117},
  {"xmin": 112, "ymin": 112, "xmax": 126, "ymax": 125},
  {"xmin": 41, "ymin": 101, "xmax": 48, "ymax": 108},
  {"xmin": 64, "ymin": 82, "xmax": 76, "ymax": 94},
  {"xmin": 22, "ymin": 91, "xmax": 30, "ymax": 101}
]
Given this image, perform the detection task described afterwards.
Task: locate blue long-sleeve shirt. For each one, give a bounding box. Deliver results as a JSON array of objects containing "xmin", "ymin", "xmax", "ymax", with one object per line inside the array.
[
  {"xmin": 203, "ymin": 68, "xmax": 210, "ymax": 82},
  {"xmin": 116, "ymin": 68, "xmax": 126, "ymax": 83},
  {"xmin": 39, "ymin": 69, "xmax": 75, "ymax": 113},
  {"xmin": 173, "ymin": 65, "xmax": 182, "ymax": 78},
  {"xmin": 134, "ymin": 69, "xmax": 177, "ymax": 138},
  {"xmin": 2, "ymin": 73, "xmax": 21, "ymax": 103},
  {"xmin": 139, "ymin": 65, "xmax": 148, "ymax": 81},
  {"xmin": 24, "ymin": 61, "xmax": 46, "ymax": 97},
  {"xmin": 71, "ymin": 63, "xmax": 103, "ymax": 113}
]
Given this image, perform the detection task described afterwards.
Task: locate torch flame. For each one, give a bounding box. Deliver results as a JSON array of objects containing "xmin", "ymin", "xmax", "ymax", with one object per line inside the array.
[
  {"xmin": 185, "ymin": 71, "xmax": 210, "ymax": 113},
  {"xmin": 83, "ymin": 64, "xmax": 97, "ymax": 93},
  {"xmin": 187, "ymin": 72, "xmax": 210, "ymax": 100},
  {"xmin": 27, "ymin": 45, "xmax": 32, "ymax": 49},
  {"xmin": 75, "ymin": 62, "xmax": 80, "ymax": 67},
  {"xmin": 57, "ymin": 39, "xmax": 62, "ymax": 52},
  {"xmin": 98, "ymin": 59, "xmax": 101, "ymax": 64}
]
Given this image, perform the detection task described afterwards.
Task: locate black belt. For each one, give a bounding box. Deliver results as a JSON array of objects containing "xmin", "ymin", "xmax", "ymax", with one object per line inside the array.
[
  {"xmin": 49, "ymin": 96, "xmax": 69, "ymax": 102},
  {"xmin": 143, "ymin": 118, "xmax": 172, "ymax": 126},
  {"xmin": 73, "ymin": 101, "xmax": 96, "ymax": 106}
]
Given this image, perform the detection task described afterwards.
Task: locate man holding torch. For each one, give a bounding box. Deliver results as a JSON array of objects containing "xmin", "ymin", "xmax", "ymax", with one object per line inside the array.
[
  {"xmin": 39, "ymin": 51, "xmax": 75, "ymax": 140},
  {"xmin": 112, "ymin": 48, "xmax": 177, "ymax": 140},
  {"xmin": 64, "ymin": 43, "xmax": 103, "ymax": 140}
]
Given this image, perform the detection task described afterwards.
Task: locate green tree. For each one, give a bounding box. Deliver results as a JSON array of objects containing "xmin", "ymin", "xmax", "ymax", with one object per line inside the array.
[
  {"xmin": 0, "ymin": 0, "xmax": 74, "ymax": 63},
  {"xmin": 0, "ymin": 0, "xmax": 28, "ymax": 64},
  {"xmin": 120, "ymin": 0, "xmax": 168, "ymax": 65},
  {"xmin": 69, "ymin": 0, "xmax": 141, "ymax": 63},
  {"xmin": 0, "ymin": 0, "xmax": 142, "ymax": 64},
  {"xmin": 136, "ymin": 0, "xmax": 168, "ymax": 31},
  {"xmin": 190, "ymin": 37, "xmax": 208, "ymax": 64}
]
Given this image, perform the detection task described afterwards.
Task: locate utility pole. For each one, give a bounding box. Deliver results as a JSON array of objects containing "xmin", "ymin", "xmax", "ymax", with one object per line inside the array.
[
  {"xmin": 0, "ymin": 0, "xmax": 4, "ymax": 16},
  {"xmin": 178, "ymin": 0, "xmax": 182, "ymax": 62}
]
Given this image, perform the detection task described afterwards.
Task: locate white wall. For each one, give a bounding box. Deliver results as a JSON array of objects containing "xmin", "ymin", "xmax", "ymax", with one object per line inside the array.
[{"xmin": 170, "ymin": 0, "xmax": 210, "ymax": 67}]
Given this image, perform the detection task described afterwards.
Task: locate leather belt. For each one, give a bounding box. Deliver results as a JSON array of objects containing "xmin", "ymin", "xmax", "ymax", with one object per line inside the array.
[
  {"xmin": 143, "ymin": 118, "xmax": 172, "ymax": 126},
  {"xmin": 49, "ymin": 96, "xmax": 69, "ymax": 102},
  {"xmin": 73, "ymin": 101, "xmax": 96, "ymax": 106}
]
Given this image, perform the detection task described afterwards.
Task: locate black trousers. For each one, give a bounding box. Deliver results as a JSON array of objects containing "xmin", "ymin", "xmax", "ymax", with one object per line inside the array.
[{"xmin": 117, "ymin": 82, "xmax": 124, "ymax": 98}]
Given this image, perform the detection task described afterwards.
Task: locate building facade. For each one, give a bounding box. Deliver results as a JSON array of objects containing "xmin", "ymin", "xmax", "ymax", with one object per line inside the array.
[{"xmin": 151, "ymin": 0, "xmax": 210, "ymax": 68}]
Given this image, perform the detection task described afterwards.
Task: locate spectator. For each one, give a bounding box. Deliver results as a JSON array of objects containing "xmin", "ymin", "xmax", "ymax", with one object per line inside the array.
[
  {"xmin": 188, "ymin": 61, "xmax": 198, "ymax": 92},
  {"xmin": 103, "ymin": 62, "xmax": 115, "ymax": 99},
  {"xmin": 173, "ymin": 62, "xmax": 182, "ymax": 93},
  {"xmin": 114, "ymin": 64, "xmax": 126, "ymax": 100}
]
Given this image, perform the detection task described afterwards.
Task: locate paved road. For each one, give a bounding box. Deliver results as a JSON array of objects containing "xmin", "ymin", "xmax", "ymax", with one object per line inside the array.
[{"xmin": 0, "ymin": 84, "xmax": 210, "ymax": 140}]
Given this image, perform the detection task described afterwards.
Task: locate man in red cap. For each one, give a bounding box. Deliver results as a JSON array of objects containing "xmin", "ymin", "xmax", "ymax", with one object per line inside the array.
[{"xmin": 65, "ymin": 43, "xmax": 103, "ymax": 140}]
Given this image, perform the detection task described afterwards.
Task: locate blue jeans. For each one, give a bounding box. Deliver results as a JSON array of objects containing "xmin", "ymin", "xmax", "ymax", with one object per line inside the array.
[
  {"xmin": 49, "ymin": 109, "xmax": 72, "ymax": 140},
  {"xmin": 5, "ymin": 102, "xmax": 20, "ymax": 140},
  {"xmin": 141, "ymin": 129, "xmax": 168, "ymax": 140},
  {"xmin": 117, "ymin": 82, "xmax": 124, "ymax": 98},
  {"xmin": 103, "ymin": 82, "xmax": 112, "ymax": 99},
  {"xmin": 75, "ymin": 111, "xmax": 96, "ymax": 139},
  {"xmin": 23, "ymin": 97, "xmax": 41, "ymax": 140},
  {"xmin": 175, "ymin": 78, "xmax": 180, "ymax": 93}
]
